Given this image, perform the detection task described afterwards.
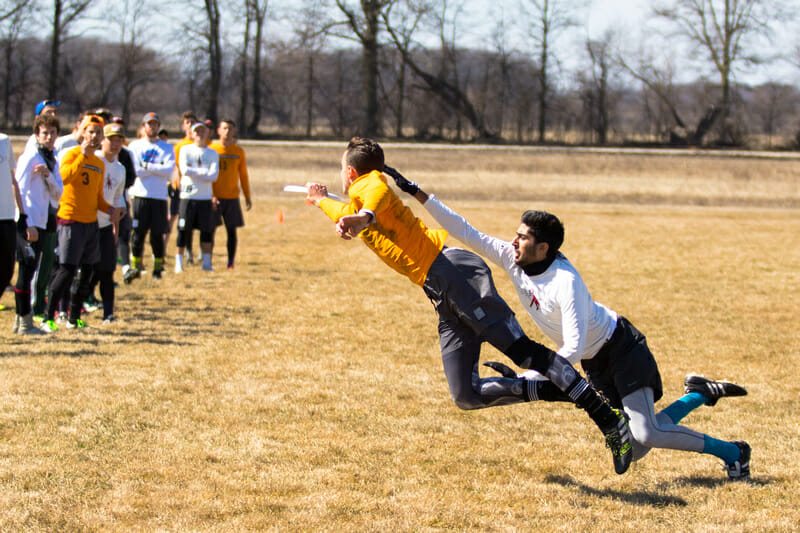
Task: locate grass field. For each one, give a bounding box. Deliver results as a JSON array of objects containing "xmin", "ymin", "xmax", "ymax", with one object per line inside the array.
[{"xmin": 1, "ymin": 142, "xmax": 799, "ymax": 531}]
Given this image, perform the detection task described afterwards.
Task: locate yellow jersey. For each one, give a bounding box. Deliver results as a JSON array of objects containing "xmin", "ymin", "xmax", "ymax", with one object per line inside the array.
[
  {"xmin": 319, "ymin": 170, "xmax": 447, "ymax": 287},
  {"xmin": 57, "ymin": 146, "xmax": 110, "ymax": 223},
  {"xmin": 210, "ymin": 141, "xmax": 250, "ymax": 200}
]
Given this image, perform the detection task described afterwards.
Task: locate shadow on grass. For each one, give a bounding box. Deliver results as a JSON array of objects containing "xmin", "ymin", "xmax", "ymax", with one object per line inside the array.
[
  {"xmin": 677, "ymin": 475, "xmax": 771, "ymax": 488},
  {"xmin": 545, "ymin": 474, "xmax": 688, "ymax": 507}
]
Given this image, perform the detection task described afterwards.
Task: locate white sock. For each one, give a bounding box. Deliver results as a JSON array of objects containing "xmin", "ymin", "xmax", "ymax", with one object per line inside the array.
[{"xmin": 175, "ymin": 254, "xmax": 183, "ymax": 269}]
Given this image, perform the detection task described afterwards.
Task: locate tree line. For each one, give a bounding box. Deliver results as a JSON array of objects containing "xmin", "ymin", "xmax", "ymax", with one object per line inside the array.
[{"xmin": 1, "ymin": 0, "xmax": 798, "ymax": 148}]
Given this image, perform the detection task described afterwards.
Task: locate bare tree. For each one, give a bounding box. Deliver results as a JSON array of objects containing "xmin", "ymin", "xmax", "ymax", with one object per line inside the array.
[
  {"xmin": 581, "ymin": 31, "xmax": 616, "ymax": 144},
  {"xmin": 0, "ymin": 0, "xmax": 34, "ymax": 127},
  {"xmin": 47, "ymin": 0, "xmax": 95, "ymax": 99},
  {"xmin": 292, "ymin": 0, "xmax": 330, "ymax": 137},
  {"xmin": 384, "ymin": 0, "xmax": 496, "ymax": 139},
  {"xmin": 520, "ymin": 0, "xmax": 583, "ymax": 143},
  {"xmin": 335, "ymin": 0, "xmax": 396, "ymax": 137},
  {"xmin": 246, "ymin": 0, "xmax": 268, "ymax": 135},
  {"xmin": 654, "ymin": 0, "xmax": 791, "ymax": 145}
]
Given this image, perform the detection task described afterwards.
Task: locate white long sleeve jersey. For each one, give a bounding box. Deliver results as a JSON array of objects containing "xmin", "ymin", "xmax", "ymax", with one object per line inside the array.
[
  {"xmin": 15, "ymin": 147, "xmax": 63, "ymax": 230},
  {"xmin": 95, "ymin": 152, "xmax": 127, "ymax": 228},
  {"xmin": 424, "ymin": 195, "xmax": 617, "ymax": 366},
  {"xmin": 127, "ymin": 138, "xmax": 175, "ymax": 200},
  {"xmin": 178, "ymin": 144, "xmax": 219, "ymax": 200}
]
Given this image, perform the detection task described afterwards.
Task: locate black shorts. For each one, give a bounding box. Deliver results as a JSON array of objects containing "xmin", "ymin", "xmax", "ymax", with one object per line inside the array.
[
  {"xmin": 168, "ymin": 184, "xmax": 180, "ymax": 216},
  {"xmin": 57, "ymin": 221, "xmax": 100, "ymax": 266},
  {"xmin": 423, "ymin": 247, "xmax": 524, "ymax": 356},
  {"xmin": 96, "ymin": 225, "xmax": 117, "ymax": 271},
  {"xmin": 580, "ymin": 316, "xmax": 663, "ymax": 408},
  {"xmin": 212, "ymin": 198, "xmax": 245, "ymax": 229},
  {"xmin": 131, "ymin": 197, "xmax": 169, "ymax": 236},
  {"xmin": 178, "ymin": 198, "xmax": 215, "ymax": 233}
]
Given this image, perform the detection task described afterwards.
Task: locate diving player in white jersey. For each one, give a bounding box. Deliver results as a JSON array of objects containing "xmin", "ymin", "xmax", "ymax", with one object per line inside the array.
[{"xmin": 384, "ymin": 165, "xmax": 751, "ymax": 481}]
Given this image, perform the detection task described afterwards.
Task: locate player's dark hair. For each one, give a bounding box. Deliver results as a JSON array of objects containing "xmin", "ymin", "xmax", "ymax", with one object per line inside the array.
[
  {"xmin": 520, "ymin": 210, "xmax": 564, "ymax": 258},
  {"xmin": 346, "ymin": 137, "xmax": 384, "ymax": 176},
  {"xmin": 220, "ymin": 118, "xmax": 236, "ymax": 128},
  {"xmin": 181, "ymin": 110, "xmax": 198, "ymax": 122},
  {"xmin": 34, "ymin": 114, "xmax": 60, "ymax": 135}
]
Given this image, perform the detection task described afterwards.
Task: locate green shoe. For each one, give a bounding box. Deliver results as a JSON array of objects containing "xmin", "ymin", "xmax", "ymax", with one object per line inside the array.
[
  {"xmin": 40, "ymin": 319, "xmax": 59, "ymax": 333},
  {"xmin": 66, "ymin": 318, "xmax": 89, "ymax": 329}
]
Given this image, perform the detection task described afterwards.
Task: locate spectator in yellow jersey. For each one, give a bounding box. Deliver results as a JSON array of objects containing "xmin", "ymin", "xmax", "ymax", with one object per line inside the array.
[
  {"xmin": 304, "ymin": 137, "xmax": 634, "ymax": 475},
  {"xmin": 41, "ymin": 115, "xmax": 116, "ymax": 332},
  {"xmin": 210, "ymin": 119, "xmax": 251, "ymax": 270}
]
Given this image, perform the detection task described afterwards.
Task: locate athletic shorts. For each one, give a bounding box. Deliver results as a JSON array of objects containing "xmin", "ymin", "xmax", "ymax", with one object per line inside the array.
[
  {"xmin": 131, "ymin": 197, "xmax": 169, "ymax": 236},
  {"xmin": 96, "ymin": 225, "xmax": 117, "ymax": 272},
  {"xmin": 57, "ymin": 221, "xmax": 100, "ymax": 266},
  {"xmin": 178, "ymin": 198, "xmax": 215, "ymax": 233},
  {"xmin": 168, "ymin": 185, "xmax": 180, "ymax": 216},
  {"xmin": 423, "ymin": 247, "xmax": 524, "ymax": 356},
  {"xmin": 580, "ymin": 316, "xmax": 663, "ymax": 408},
  {"xmin": 212, "ymin": 198, "xmax": 245, "ymax": 228}
]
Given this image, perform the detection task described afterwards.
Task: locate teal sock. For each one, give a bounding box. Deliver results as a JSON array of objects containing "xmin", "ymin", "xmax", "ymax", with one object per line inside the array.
[
  {"xmin": 703, "ymin": 436, "xmax": 740, "ymax": 464},
  {"xmin": 660, "ymin": 392, "xmax": 707, "ymax": 424}
]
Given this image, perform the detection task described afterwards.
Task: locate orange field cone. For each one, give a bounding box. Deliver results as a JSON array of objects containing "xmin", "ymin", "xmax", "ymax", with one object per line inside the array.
[{"xmin": 276, "ymin": 209, "xmax": 284, "ymax": 223}]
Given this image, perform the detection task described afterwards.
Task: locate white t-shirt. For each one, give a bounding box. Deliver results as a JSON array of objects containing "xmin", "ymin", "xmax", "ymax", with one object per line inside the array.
[
  {"xmin": 127, "ymin": 138, "xmax": 175, "ymax": 200},
  {"xmin": 0, "ymin": 134, "xmax": 16, "ymax": 220},
  {"xmin": 178, "ymin": 143, "xmax": 219, "ymax": 200},
  {"xmin": 95, "ymin": 151, "xmax": 127, "ymax": 228},
  {"xmin": 424, "ymin": 195, "xmax": 618, "ymax": 366},
  {"xmin": 14, "ymin": 146, "xmax": 62, "ymax": 230}
]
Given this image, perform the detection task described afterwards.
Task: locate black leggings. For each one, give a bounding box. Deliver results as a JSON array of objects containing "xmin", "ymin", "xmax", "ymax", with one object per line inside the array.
[{"xmin": 46, "ymin": 263, "xmax": 93, "ymax": 321}]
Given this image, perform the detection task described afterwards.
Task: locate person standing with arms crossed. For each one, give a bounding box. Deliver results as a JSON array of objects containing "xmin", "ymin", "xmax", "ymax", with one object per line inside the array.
[
  {"xmin": 125, "ymin": 112, "xmax": 174, "ymax": 282},
  {"xmin": 210, "ymin": 119, "xmax": 251, "ymax": 270},
  {"xmin": 174, "ymin": 122, "xmax": 219, "ymax": 273}
]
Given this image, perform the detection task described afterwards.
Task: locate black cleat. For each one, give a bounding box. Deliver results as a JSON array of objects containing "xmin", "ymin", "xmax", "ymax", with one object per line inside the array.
[
  {"xmin": 685, "ymin": 374, "xmax": 747, "ymax": 406},
  {"xmin": 603, "ymin": 409, "xmax": 633, "ymax": 475},
  {"xmin": 726, "ymin": 441, "xmax": 751, "ymax": 480},
  {"xmin": 123, "ymin": 268, "xmax": 141, "ymax": 284}
]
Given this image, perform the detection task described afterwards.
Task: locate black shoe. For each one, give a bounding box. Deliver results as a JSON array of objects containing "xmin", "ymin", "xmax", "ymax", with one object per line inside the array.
[
  {"xmin": 726, "ymin": 441, "xmax": 751, "ymax": 480},
  {"xmin": 152, "ymin": 269, "xmax": 163, "ymax": 280},
  {"xmin": 123, "ymin": 268, "xmax": 141, "ymax": 284},
  {"xmin": 483, "ymin": 361, "xmax": 518, "ymax": 378},
  {"xmin": 603, "ymin": 409, "xmax": 633, "ymax": 475},
  {"xmin": 685, "ymin": 374, "xmax": 747, "ymax": 406}
]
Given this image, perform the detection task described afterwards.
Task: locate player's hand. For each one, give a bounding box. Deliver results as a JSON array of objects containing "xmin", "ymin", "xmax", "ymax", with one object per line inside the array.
[
  {"xmin": 33, "ymin": 164, "xmax": 50, "ymax": 177},
  {"xmin": 383, "ymin": 165, "xmax": 419, "ymax": 195},
  {"xmin": 335, "ymin": 214, "xmax": 367, "ymax": 240},
  {"xmin": 245, "ymin": 198, "xmax": 252, "ymax": 211},
  {"xmin": 305, "ymin": 182, "xmax": 328, "ymax": 206},
  {"xmin": 26, "ymin": 226, "xmax": 39, "ymax": 243}
]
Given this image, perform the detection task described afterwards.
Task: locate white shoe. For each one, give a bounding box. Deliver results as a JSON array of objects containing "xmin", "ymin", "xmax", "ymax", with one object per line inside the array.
[
  {"xmin": 202, "ymin": 264, "xmax": 214, "ymax": 272},
  {"xmin": 175, "ymin": 263, "xmax": 184, "ymax": 273},
  {"xmin": 18, "ymin": 313, "xmax": 45, "ymax": 335},
  {"xmin": 12, "ymin": 314, "xmax": 20, "ymax": 334}
]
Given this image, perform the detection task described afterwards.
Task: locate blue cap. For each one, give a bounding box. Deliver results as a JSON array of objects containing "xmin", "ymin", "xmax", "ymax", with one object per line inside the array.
[{"xmin": 35, "ymin": 99, "xmax": 60, "ymax": 116}]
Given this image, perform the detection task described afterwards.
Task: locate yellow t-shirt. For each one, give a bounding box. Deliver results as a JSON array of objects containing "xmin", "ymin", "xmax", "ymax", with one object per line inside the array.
[
  {"xmin": 319, "ymin": 170, "xmax": 447, "ymax": 287},
  {"xmin": 210, "ymin": 142, "xmax": 250, "ymax": 200},
  {"xmin": 58, "ymin": 146, "xmax": 109, "ymax": 223}
]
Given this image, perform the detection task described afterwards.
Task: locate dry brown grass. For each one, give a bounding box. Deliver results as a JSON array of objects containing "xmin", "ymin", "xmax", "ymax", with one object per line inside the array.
[{"xmin": 1, "ymin": 143, "xmax": 799, "ymax": 531}]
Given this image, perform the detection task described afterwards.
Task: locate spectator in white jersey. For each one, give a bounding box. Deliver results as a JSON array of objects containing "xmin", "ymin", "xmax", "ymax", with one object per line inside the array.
[
  {"xmin": 23, "ymin": 100, "xmax": 60, "ymax": 154},
  {"xmin": 125, "ymin": 112, "xmax": 175, "ymax": 282},
  {"xmin": 90, "ymin": 123, "xmax": 127, "ymax": 324},
  {"xmin": 385, "ymin": 165, "xmax": 752, "ymax": 481},
  {"xmin": 14, "ymin": 114, "xmax": 63, "ymax": 334},
  {"xmin": 1, "ymin": 131, "xmax": 25, "ymax": 315},
  {"xmin": 174, "ymin": 121, "xmax": 219, "ymax": 273}
]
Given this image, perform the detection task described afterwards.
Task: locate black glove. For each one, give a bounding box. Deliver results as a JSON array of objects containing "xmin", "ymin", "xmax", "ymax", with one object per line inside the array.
[
  {"xmin": 383, "ymin": 165, "xmax": 419, "ymax": 195},
  {"xmin": 483, "ymin": 361, "xmax": 518, "ymax": 379},
  {"xmin": 16, "ymin": 213, "xmax": 28, "ymax": 233}
]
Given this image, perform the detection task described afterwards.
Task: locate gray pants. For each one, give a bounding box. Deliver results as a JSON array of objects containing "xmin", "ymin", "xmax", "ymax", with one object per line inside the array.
[{"xmin": 423, "ymin": 247, "xmax": 529, "ymax": 410}]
